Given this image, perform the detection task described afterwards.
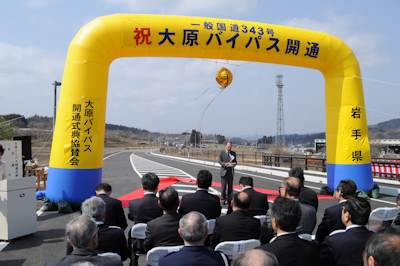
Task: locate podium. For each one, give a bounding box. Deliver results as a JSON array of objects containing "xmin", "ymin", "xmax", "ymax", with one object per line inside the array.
[{"xmin": 0, "ymin": 177, "xmax": 37, "ymax": 240}]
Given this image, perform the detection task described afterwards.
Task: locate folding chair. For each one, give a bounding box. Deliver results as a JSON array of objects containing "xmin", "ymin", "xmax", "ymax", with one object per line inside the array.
[
  {"xmin": 254, "ymin": 215, "xmax": 267, "ymax": 225},
  {"xmin": 130, "ymin": 223, "xmax": 147, "ymax": 266},
  {"xmin": 214, "ymin": 239, "xmax": 261, "ymax": 260},
  {"xmin": 98, "ymin": 252, "xmax": 122, "ymax": 260},
  {"xmin": 368, "ymin": 207, "xmax": 399, "ymax": 229},
  {"xmin": 207, "ymin": 219, "xmax": 216, "ymax": 235},
  {"xmin": 146, "ymin": 245, "xmax": 184, "ymax": 266},
  {"xmin": 298, "ymin": 233, "xmax": 315, "ymax": 241}
]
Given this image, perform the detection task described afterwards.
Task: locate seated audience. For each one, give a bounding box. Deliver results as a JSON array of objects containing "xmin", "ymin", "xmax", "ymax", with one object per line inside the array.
[
  {"xmin": 211, "ymin": 192, "xmax": 261, "ymax": 249},
  {"xmin": 316, "ymin": 179, "xmax": 357, "ymax": 241},
  {"xmin": 363, "ymin": 227, "xmax": 400, "ymax": 266},
  {"xmin": 179, "ymin": 170, "xmax": 221, "ymax": 219},
  {"xmin": 231, "ymin": 250, "xmax": 278, "ymax": 266},
  {"xmin": 144, "ymin": 187, "xmax": 184, "ymax": 252},
  {"xmin": 95, "ymin": 183, "xmax": 127, "ymax": 230},
  {"xmin": 320, "ymin": 196, "xmax": 374, "ymax": 266},
  {"xmin": 66, "ymin": 196, "xmax": 129, "ymax": 261},
  {"xmin": 128, "ymin": 172, "xmax": 164, "ymax": 257},
  {"xmin": 227, "ymin": 176, "xmax": 269, "ymax": 216},
  {"xmin": 128, "ymin": 172, "xmax": 163, "ymax": 223},
  {"xmin": 46, "ymin": 215, "xmax": 122, "ymax": 266},
  {"xmin": 261, "ymin": 177, "xmax": 316, "ymax": 243},
  {"xmin": 256, "ymin": 196, "xmax": 320, "ymax": 266},
  {"xmin": 289, "ymin": 167, "xmax": 319, "ymax": 211},
  {"xmin": 159, "ymin": 211, "xmax": 228, "ymax": 266}
]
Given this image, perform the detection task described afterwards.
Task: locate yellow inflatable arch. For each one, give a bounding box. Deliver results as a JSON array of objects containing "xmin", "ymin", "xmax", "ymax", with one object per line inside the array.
[{"xmin": 43, "ymin": 14, "xmax": 373, "ymax": 202}]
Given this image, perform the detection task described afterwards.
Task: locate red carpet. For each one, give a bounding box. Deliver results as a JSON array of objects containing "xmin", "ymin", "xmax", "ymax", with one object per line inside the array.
[{"xmin": 117, "ymin": 176, "xmax": 334, "ymax": 207}]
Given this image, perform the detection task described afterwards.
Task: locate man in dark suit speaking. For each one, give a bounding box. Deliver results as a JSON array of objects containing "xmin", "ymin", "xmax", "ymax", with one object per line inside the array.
[{"xmin": 219, "ymin": 141, "xmax": 237, "ymax": 205}]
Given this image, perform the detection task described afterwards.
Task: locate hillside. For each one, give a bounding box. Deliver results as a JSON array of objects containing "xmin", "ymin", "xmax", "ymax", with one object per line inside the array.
[{"xmin": 2, "ymin": 114, "xmax": 400, "ymax": 144}]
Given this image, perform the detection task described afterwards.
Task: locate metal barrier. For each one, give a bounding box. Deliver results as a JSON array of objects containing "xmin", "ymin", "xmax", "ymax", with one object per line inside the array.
[{"xmin": 161, "ymin": 148, "xmax": 400, "ymax": 180}]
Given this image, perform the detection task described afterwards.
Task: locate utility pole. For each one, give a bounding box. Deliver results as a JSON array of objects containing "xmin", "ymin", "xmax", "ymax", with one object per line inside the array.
[
  {"xmin": 276, "ymin": 74, "xmax": 285, "ymax": 147},
  {"xmin": 52, "ymin": 80, "xmax": 62, "ymax": 130}
]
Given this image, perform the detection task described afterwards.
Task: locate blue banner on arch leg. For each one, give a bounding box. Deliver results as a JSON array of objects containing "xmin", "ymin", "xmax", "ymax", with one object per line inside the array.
[
  {"xmin": 45, "ymin": 167, "xmax": 102, "ymax": 203},
  {"xmin": 327, "ymin": 163, "xmax": 374, "ymax": 192}
]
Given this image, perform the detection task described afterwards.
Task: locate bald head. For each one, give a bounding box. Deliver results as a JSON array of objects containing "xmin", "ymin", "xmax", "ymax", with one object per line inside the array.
[
  {"xmin": 232, "ymin": 250, "xmax": 278, "ymax": 266},
  {"xmin": 232, "ymin": 192, "xmax": 252, "ymax": 211},
  {"xmin": 281, "ymin": 177, "xmax": 301, "ymax": 198}
]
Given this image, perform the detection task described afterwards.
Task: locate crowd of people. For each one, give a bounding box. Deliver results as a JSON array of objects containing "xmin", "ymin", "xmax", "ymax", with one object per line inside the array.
[{"xmin": 46, "ymin": 165, "xmax": 400, "ymax": 266}]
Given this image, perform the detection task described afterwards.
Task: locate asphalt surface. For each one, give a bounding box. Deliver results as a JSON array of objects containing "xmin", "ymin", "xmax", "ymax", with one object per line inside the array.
[{"xmin": 0, "ymin": 149, "xmax": 398, "ymax": 266}]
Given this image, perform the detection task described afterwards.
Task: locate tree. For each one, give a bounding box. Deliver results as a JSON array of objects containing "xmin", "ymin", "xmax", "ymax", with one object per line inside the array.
[
  {"xmin": 190, "ymin": 129, "xmax": 201, "ymax": 146},
  {"xmin": 216, "ymin": 134, "xmax": 225, "ymax": 144},
  {"xmin": 0, "ymin": 116, "xmax": 15, "ymax": 140}
]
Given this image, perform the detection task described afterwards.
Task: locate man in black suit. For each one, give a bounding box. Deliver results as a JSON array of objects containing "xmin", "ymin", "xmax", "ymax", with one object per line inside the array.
[
  {"xmin": 227, "ymin": 176, "xmax": 269, "ymax": 216},
  {"xmin": 219, "ymin": 141, "xmax": 237, "ymax": 204},
  {"xmin": 47, "ymin": 215, "xmax": 122, "ymax": 266},
  {"xmin": 128, "ymin": 172, "xmax": 163, "ymax": 223},
  {"xmin": 256, "ymin": 196, "xmax": 320, "ymax": 266},
  {"xmin": 289, "ymin": 167, "xmax": 318, "ymax": 211},
  {"xmin": 66, "ymin": 196, "xmax": 129, "ymax": 261},
  {"xmin": 96, "ymin": 183, "xmax": 127, "ymax": 230},
  {"xmin": 260, "ymin": 177, "xmax": 316, "ymax": 243},
  {"xmin": 144, "ymin": 187, "xmax": 184, "ymax": 252},
  {"xmin": 211, "ymin": 192, "xmax": 261, "ymax": 249},
  {"xmin": 179, "ymin": 169, "xmax": 221, "ymax": 219},
  {"xmin": 316, "ymin": 179, "xmax": 357, "ymax": 242},
  {"xmin": 363, "ymin": 227, "xmax": 400, "ymax": 266},
  {"xmin": 320, "ymin": 196, "xmax": 374, "ymax": 266},
  {"xmin": 159, "ymin": 211, "xmax": 228, "ymax": 266}
]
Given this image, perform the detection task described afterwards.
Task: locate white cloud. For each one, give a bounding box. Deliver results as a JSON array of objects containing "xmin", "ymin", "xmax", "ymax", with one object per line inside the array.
[
  {"xmin": 279, "ymin": 13, "xmax": 390, "ymax": 69},
  {"xmin": 25, "ymin": 0, "xmax": 49, "ymax": 9},
  {"xmin": 102, "ymin": 0, "xmax": 258, "ymax": 16},
  {"xmin": 0, "ymin": 42, "xmax": 64, "ymax": 116}
]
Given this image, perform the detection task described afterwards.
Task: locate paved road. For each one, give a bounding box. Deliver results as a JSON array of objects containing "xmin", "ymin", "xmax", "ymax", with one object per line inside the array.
[{"xmin": 0, "ymin": 149, "xmax": 398, "ymax": 266}]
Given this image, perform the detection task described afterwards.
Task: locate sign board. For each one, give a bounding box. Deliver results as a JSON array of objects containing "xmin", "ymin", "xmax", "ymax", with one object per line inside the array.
[{"xmin": 0, "ymin": 140, "xmax": 23, "ymax": 179}]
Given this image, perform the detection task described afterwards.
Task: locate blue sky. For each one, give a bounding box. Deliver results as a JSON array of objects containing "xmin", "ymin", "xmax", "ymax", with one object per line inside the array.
[{"xmin": 1, "ymin": 1, "xmax": 399, "ymax": 139}]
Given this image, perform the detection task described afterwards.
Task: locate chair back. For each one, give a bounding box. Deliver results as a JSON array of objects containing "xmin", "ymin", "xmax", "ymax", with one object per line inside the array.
[
  {"xmin": 369, "ymin": 207, "xmax": 399, "ymax": 222},
  {"xmin": 329, "ymin": 229, "xmax": 346, "ymax": 236},
  {"xmin": 298, "ymin": 233, "xmax": 314, "ymax": 241},
  {"xmin": 254, "ymin": 215, "xmax": 267, "ymax": 225},
  {"xmin": 131, "ymin": 223, "xmax": 147, "ymax": 239},
  {"xmin": 98, "ymin": 252, "xmax": 122, "ymax": 260},
  {"xmin": 146, "ymin": 245, "xmax": 184, "ymax": 266},
  {"xmin": 207, "ymin": 219, "xmax": 216, "ymax": 235},
  {"xmin": 214, "ymin": 239, "xmax": 261, "ymax": 260}
]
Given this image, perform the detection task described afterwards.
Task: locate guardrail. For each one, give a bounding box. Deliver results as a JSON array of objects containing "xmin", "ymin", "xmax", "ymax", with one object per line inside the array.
[
  {"xmin": 262, "ymin": 154, "xmax": 327, "ymax": 172},
  {"xmin": 262, "ymin": 154, "xmax": 400, "ymax": 180},
  {"xmin": 161, "ymin": 148, "xmax": 400, "ymax": 180}
]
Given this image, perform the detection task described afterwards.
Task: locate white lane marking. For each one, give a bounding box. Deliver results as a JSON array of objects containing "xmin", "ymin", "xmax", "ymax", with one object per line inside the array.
[
  {"xmin": 103, "ymin": 151, "xmax": 127, "ymax": 160},
  {"xmin": 370, "ymin": 198, "xmax": 397, "ymax": 205},
  {"xmin": 145, "ymin": 152, "xmax": 398, "ymax": 206},
  {"xmin": 132, "ymin": 153, "xmax": 220, "ymax": 196},
  {"xmin": 130, "ymin": 153, "xmax": 195, "ymax": 179}
]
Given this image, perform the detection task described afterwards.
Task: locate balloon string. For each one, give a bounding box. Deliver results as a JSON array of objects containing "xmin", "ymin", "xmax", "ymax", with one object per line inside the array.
[{"xmin": 198, "ymin": 88, "xmax": 225, "ymax": 198}]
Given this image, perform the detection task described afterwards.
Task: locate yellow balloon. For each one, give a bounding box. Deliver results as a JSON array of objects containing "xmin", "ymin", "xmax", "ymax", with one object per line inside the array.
[{"xmin": 216, "ymin": 68, "xmax": 233, "ymax": 88}]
